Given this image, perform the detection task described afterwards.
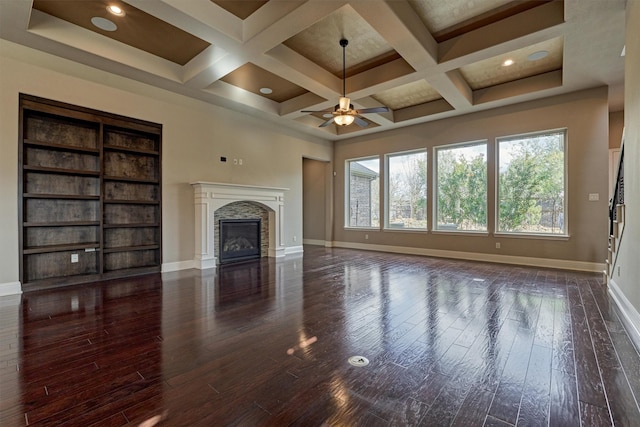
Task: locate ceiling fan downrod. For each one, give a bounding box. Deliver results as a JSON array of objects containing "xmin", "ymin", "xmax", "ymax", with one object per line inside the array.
[{"xmin": 340, "ymin": 38, "xmax": 348, "ymax": 99}]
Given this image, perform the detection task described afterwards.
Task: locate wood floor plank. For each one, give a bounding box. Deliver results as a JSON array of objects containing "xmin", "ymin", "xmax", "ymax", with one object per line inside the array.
[
  {"xmin": 580, "ymin": 283, "xmax": 640, "ymax": 425},
  {"xmin": 567, "ymin": 285, "xmax": 608, "ymax": 408},
  {"xmin": 549, "ymin": 368, "xmax": 580, "ymax": 426},
  {"xmin": 450, "ymin": 386, "xmax": 494, "ymax": 427},
  {"xmin": 516, "ymin": 344, "xmax": 552, "ymax": 426},
  {"xmin": 487, "ymin": 326, "xmax": 536, "ymax": 424},
  {"xmin": 0, "ymin": 246, "xmax": 638, "ymax": 426}
]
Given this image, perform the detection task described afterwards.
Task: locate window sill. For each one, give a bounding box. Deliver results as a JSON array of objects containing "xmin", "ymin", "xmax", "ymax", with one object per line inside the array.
[
  {"xmin": 344, "ymin": 226, "xmax": 381, "ymax": 231},
  {"xmin": 431, "ymin": 230, "xmax": 489, "ymax": 237},
  {"xmin": 383, "ymin": 227, "xmax": 428, "ymax": 233},
  {"xmin": 493, "ymin": 232, "xmax": 570, "ymax": 241}
]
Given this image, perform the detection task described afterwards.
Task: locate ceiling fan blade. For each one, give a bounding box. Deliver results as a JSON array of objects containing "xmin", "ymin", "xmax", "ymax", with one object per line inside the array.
[
  {"xmin": 319, "ymin": 117, "xmax": 335, "ymax": 127},
  {"xmin": 354, "ymin": 116, "xmax": 369, "ymax": 127},
  {"xmin": 356, "ymin": 106, "xmax": 389, "ymax": 114}
]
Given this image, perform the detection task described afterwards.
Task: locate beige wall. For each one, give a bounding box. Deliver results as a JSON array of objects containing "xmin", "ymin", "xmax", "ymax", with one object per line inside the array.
[
  {"xmin": 614, "ymin": 0, "xmax": 640, "ymax": 332},
  {"xmin": 302, "ymin": 158, "xmax": 328, "ymax": 242},
  {"xmin": 0, "ymin": 41, "xmax": 331, "ymax": 286},
  {"xmin": 333, "ymin": 87, "xmax": 609, "ymax": 266},
  {"xmin": 610, "ymin": 110, "xmax": 625, "ymax": 148}
]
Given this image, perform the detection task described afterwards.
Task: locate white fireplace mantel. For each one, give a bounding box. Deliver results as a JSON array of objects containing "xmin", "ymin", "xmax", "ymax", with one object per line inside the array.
[{"xmin": 191, "ymin": 182, "xmax": 289, "ymax": 269}]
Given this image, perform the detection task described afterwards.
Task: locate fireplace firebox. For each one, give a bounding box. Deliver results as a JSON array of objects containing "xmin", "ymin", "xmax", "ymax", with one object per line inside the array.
[{"xmin": 219, "ymin": 219, "xmax": 261, "ymax": 264}]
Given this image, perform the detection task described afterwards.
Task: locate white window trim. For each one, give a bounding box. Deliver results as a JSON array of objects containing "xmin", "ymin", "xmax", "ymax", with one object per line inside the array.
[
  {"xmin": 433, "ymin": 139, "xmax": 488, "ymax": 233},
  {"xmin": 495, "ymin": 128, "xmax": 568, "ymax": 237},
  {"xmin": 345, "ymin": 155, "xmax": 381, "ymax": 230},
  {"xmin": 383, "ymin": 148, "xmax": 428, "ymax": 231}
]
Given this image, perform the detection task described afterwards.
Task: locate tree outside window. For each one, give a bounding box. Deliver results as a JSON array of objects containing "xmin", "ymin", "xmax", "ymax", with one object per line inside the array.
[
  {"xmin": 498, "ymin": 130, "xmax": 566, "ymax": 234},
  {"xmin": 386, "ymin": 151, "xmax": 427, "ymax": 229},
  {"xmin": 346, "ymin": 157, "xmax": 379, "ymax": 228},
  {"xmin": 435, "ymin": 142, "xmax": 487, "ymax": 231}
]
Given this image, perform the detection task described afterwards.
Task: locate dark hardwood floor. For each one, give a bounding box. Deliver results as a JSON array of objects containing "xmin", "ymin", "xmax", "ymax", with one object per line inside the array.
[{"xmin": 1, "ymin": 246, "xmax": 640, "ymax": 426}]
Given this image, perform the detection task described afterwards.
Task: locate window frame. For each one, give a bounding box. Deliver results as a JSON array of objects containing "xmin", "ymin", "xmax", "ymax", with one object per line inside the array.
[
  {"xmin": 432, "ymin": 139, "xmax": 489, "ymax": 234},
  {"xmin": 383, "ymin": 149, "xmax": 428, "ymax": 231},
  {"xmin": 344, "ymin": 155, "xmax": 381, "ymax": 230},
  {"xmin": 495, "ymin": 128, "xmax": 568, "ymax": 238}
]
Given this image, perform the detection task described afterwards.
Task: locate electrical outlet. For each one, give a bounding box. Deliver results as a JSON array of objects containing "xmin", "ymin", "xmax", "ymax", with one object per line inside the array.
[
  {"xmin": 495, "ymin": 242, "xmax": 501, "ymax": 249},
  {"xmin": 588, "ymin": 193, "xmax": 600, "ymax": 201},
  {"xmin": 239, "ymin": 158, "xmax": 243, "ymax": 165},
  {"xmin": 71, "ymin": 253, "xmax": 79, "ymax": 263},
  {"xmin": 365, "ymin": 234, "xmax": 369, "ymax": 240}
]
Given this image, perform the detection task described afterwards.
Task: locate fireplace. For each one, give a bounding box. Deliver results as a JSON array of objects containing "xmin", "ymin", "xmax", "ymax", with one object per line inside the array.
[
  {"xmin": 219, "ymin": 219, "xmax": 261, "ymax": 264},
  {"xmin": 191, "ymin": 182, "xmax": 288, "ymax": 269}
]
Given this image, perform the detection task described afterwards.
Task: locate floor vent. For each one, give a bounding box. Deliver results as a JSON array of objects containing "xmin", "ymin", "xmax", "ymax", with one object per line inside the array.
[{"xmin": 348, "ymin": 356, "xmax": 369, "ymax": 367}]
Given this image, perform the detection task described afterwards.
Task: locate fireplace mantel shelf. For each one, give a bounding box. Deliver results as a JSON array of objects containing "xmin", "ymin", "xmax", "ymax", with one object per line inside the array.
[
  {"xmin": 190, "ymin": 182, "xmax": 289, "ymax": 192},
  {"xmin": 191, "ymin": 182, "xmax": 287, "ymax": 269}
]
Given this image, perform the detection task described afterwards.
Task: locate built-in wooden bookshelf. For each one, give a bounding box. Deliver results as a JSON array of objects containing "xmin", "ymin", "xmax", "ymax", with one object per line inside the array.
[{"xmin": 19, "ymin": 94, "xmax": 162, "ymax": 291}]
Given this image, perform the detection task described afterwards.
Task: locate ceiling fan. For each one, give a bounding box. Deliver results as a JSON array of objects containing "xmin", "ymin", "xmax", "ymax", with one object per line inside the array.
[{"xmin": 301, "ymin": 39, "xmax": 389, "ymax": 128}]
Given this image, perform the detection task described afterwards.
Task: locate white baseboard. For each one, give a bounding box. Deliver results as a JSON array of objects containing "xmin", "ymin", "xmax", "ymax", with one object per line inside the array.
[
  {"xmin": 608, "ymin": 278, "xmax": 640, "ymax": 353},
  {"xmin": 285, "ymin": 245, "xmax": 304, "ymax": 255},
  {"xmin": 0, "ymin": 281, "xmax": 22, "ymax": 297},
  {"xmin": 330, "ymin": 241, "xmax": 605, "ymax": 273},
  {"xmin": 162, "ymin": 260, "xmax": 196, "ymax": 273},
  {"xmin": 302, "ymin": 239, "xmax": 326, "ymax": 246}
]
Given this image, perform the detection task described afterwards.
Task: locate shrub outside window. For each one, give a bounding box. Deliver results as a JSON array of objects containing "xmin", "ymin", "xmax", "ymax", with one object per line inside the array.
[
  {"xmin": 385, "ymin": 150, "xmax": 428, "ymax": 230},
  {"xmin": 435, "ymin": 141, "xmax": 487, "ymax": 231},
  {"xmin": 497, "ymin": 130, "xmax": 566, "ymax": 235},
  {"xmin": 346, "ymin": 157, "xmax": 380, "ymax": 228}
]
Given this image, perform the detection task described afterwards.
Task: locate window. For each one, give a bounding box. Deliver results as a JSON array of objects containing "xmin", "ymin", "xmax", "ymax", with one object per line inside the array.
[
  {"xmin": 497, "ymin": 130, "xmax": 566, "ymax": 234},
  {"xmin": 346, "ymin": 157, "xmax": 380, "ymax": 228},
  {"xmin": 435, "ymin": 141, "xmax": 487, "ymax": 231},
  {"xmin": 385, "ymin": 150, "xmax": 427, "ymax": 229}
]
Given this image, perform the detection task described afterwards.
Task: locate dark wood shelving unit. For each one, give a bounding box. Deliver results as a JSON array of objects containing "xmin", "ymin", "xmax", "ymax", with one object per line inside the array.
[
  {"xmin": 103, "ymin": 175, "xmax": 159, "ymax": 183},
  {"xmin": 103, "ymin": 244, "xmax": 160, "ymax": 253},
  {"xmin": 103, "ymin": 199, "xmax": 159, "ymax": 204},
  {"xmin": 23, "ymin": 165, "xmax": 101, "ymax": 176},
  {"xmin": 24, "ymin": 139, "xmax": 101, "ymax": 154},
  {"xmin": 23, "ymin": 243, "xmax": 101, "ymax": 255},
  {"xmin": 24, "ymin": 193, "xmax": 101, "ymax": 200},
  {"xmin": 23, "ymin": 221, "xmax": 102, "ymax": 227},
  {"xmin": 102, "ymin": 223, "xmax": 161, "ymax": 228},
  {"xmin": 103, "ymin": 144, "xmax": 159, "ymax": 155},
  {"xmin": 19, "ymin": 94, "xmax": 162, "ymax": 291}
]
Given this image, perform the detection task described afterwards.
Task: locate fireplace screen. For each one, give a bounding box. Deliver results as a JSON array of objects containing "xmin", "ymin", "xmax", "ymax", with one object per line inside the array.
[{"xmin": 219, "ymin": 219, "xmax": 261, "ymax": 264}]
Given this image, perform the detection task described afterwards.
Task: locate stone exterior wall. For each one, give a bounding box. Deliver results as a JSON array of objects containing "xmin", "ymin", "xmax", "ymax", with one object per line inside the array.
[{"xmin": 214, "ymin": 201, "xmax": 269, "ymax": 260}]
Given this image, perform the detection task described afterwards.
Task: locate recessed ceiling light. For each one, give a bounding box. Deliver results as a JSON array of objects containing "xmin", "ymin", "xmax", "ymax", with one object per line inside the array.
[
  {"xmin": 91, "ymin": 16, "xmax": 117, "ymax": 31},
  {"xmin": 259, "ymin": 87, "xmax": 273, "ymax": 94},
  {"xmin": 502, "ymin": 59, "xmax": 514, "ymax": 67},
  {"xmin": 527, "ymin": 50, "xmax": 548, "ymax": 61},
  {"xmin": 107, "ymin": 5, "xmax": 125, "ymax": 16}
]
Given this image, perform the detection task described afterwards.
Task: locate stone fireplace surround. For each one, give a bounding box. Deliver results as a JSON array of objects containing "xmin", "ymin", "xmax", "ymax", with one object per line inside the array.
[{"xmin": 191, "ymin": 182, "xmax": 287, "ymax": 269}]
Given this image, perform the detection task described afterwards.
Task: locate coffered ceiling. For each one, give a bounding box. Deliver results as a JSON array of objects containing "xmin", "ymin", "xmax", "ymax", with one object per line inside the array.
[{"xmin": 0, "ymin": 0, "xmax": 626, "ymax": 140}]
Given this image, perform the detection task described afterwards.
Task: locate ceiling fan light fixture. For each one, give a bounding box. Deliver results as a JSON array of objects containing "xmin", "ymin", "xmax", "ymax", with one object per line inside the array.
[
  {"xmin": 338, "ymin": 96, "xmax": 351, "ymax": 111},
  {"xmin": 299, "ymin": 38, "xmax": 388, "ymax": 129},
  {"xmin": 334, "ymin": 114, "xmax": 355, "ymax": 126}
]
